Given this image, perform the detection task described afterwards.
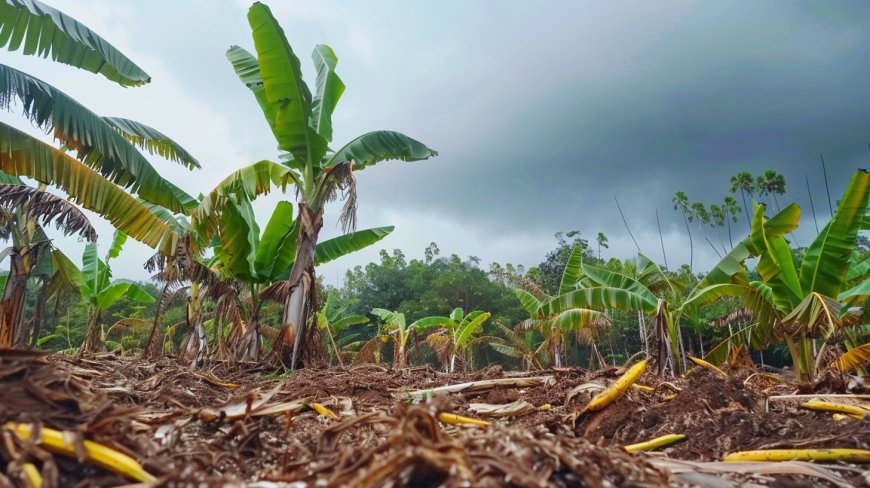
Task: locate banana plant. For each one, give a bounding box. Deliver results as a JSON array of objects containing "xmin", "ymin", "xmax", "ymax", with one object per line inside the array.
[
  {"xmin": 0, "ymin": 0, "xmax": 202, "ymax": 345},
  {"xmin": 228, "ymin": 3, "xmax": 438, "ymax": 367},
  {"xmin": 213, "ymin": 198, "xmax": 394, "ymax": 361},
  {"xmin": 691, "ymin": 170, "xmax": 870, "ymax": 381},
  {"xmin": 512, "ymin": 247, "xmax": 609, "ymax": 368},
  {"xmin": 482, "ymin": 322, "xmax": 545, "ymax": 370},
  {"xmin": 0, "ymin": 176, "xmax": 97, "ymax": 347},
  {"xmin": 315, "ymin": 290, "xmax": 369, "ymax": 366},
  {"xmin": 369, "ymin": 309, "xmax": 449, "ymax": 368},
  {"xmin": 424, "ymin": 308, "xmax": 491, "ymax": 372},
  {"xmin": 75, "ymin": 231, "xmax": 156, "ymax": 353}
]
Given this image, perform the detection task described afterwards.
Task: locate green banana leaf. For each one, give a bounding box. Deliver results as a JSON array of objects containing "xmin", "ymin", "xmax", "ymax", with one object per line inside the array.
[
  {"xmin": 0, "ymin": 0, "xmax": 150, "ymax": 86},
  {"xmin": 254, "ymin": 201, "xmax": 298, "ymax": 280},
  {"xmin": 580, "ymin": 263, "xmax": 657, "ymax": 305},
  {"xmin": 538, "ymin": 286, "xmax": 656, "ymax": 316},
  {"xmin": 324, "ymin": 130, "xmax": 438, "ymax": 171},
  {"xmin": 552, "ymin": 308, "xmax": 605, "ymax": 332},
  {"xmin": 219, "ymin": 200, "xmax": 259, "ymax": 282},
  {"xmin": 514, "ymin": 288, "xmax": 542, "ymax": 316},
  {"xmin": 104, "ymin": 117, "xmax": 200, "ymax": 169},
  {"xmin": 0, "ymin": 64, "xmax": 196, "ymax": 212},
  {"xmin": 226, "ymin": 45, "xmax": 279, "ymax": 143},
  {"xmin": 800, "ymin": 170, "xmax": 870, "ymax": 298},
  {"xmin": 314, "ymin": 226, "xmax": 394, "ymax": 265},
  {"xmin": 247, "ymin": 2, "xmax": 327, "ymax": 164},
  {"xmin": 559, "ymin": 246, "xmax": 584, "ymax": 296},
  {"xmin": 455, "ymin": 311, "xmax": 491, "ymax": 346},
  {"xmin": 311, "ymin": 44, "xmax": 344, "ymax": 143}
]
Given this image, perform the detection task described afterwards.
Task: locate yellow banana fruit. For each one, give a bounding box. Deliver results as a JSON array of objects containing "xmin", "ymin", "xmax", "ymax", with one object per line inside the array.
[
  {"xmin": 802, "ymin": 401, "xmax": 866, "ymax": 418},
  {"xmin": 687, "ymin": 356, "xmax": 727, "ymax": 377},
  {"xmin": 624, "ymin": 433, "xmax": 686, "ymax": 453},
  {"xmin": 724, "ymin": 448, "xmax": 870, "ymax": 463},
  {"xmin": 437, "ymin": 412, "xmax": 490, "ymax": 427},
  {"xmin": 3, "ymin": 422, "xmax": 156, "ymax": 483}
]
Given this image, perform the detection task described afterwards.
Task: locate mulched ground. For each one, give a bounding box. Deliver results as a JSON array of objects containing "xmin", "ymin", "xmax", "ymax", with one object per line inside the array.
[{"xmin": 1, "ymin": 350, "xmax": 869, "ymax": 487}]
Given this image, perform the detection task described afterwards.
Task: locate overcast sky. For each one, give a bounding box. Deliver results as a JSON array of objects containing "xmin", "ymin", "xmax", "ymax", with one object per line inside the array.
[{"xmin": 1, "ymin": 0, "xmax": 868, "ymax": 285}]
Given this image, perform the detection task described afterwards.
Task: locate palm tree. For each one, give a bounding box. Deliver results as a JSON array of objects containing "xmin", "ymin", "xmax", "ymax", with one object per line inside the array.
[
  {"xmin": 672, "ymin": 191, "xmax": 694, "ymax": 272},
  {"xmin": 723, "ymin": 196, "xmax": 741, "ymax": 250},
  {"xmin": 690, "ymin": 201, "xmax": 722, "ymax": 258},
  {"xmin": 596, "ymin": 232, "xmax": 609, "ymax": 261},
  {"xmin": 729, "ymin": 172, "xmax": 755, "ymax": 225},
  {"xmin": 227, "ymin": 3, "xmax": 438, "ymax": 368},
  {"xmin": 756, "ymin": 170, "xmax": 786, "ymax": 212}
]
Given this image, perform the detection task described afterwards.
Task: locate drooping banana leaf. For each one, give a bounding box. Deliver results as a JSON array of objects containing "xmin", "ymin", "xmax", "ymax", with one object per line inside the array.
[
  {"xmin": 0, "ymin": 65, "xmax": 196, "ymax": 212},
  {"xmin": 514, "ymin": 288, "xmax": 542, "ymax": 316},
  {"xmin": 538, "ymin": 286, "xmax": 657, "ymax": 316},
  {"xmin": 552, "ymin": 308, "xmax": 605, "ymax": 332},
  {"xmin": 190, "ymin": 160, "xmax": 296, "ymax": 245},
  {"xmin": 247, "ymin": 2, "xmax": 327, "ymax": 164},
  {"xmin": 0, "ymin": 124, "xmax": 178, "ymax": 252},
  {"xmin": 0, "ymin": 0, "xmax": 150, "ymax": 86},
  {"xmin": 323, "ymin": 130, "xmax": 438, "ymax": 171},
  {"xmin": 800, "ymin": 170, "xmax": 870, "ymax": 298},
  {"xmin": 580, "ymin": 263, "xmax": 658, "ymax": 306},
  {"xmin": 103, "ymin": 117, "xmax": 200, "ymax": 169},
  {"xmin": 314, "ymin": 226, "xmax": 394, "ymax": 265},
  {"xmin": 96, "ymin": 281, "xmax": 154, "ymax": 310}
]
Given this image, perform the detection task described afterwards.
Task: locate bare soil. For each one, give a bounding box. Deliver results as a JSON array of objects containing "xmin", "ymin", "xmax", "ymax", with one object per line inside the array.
[{"xmin": 1, "ymin": 351, "xmax": 869, "ymax": 487}]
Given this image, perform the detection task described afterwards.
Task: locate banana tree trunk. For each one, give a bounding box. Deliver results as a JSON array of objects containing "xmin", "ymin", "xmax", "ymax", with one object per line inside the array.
[
  {"xmin": 0, "ymin": 253, "xmax": 29, "ymax": 348},
  {"xmin": 81, "ymin": 305, "xmax": 104, "ymax": 354},
  {"xmin": 180, "ymin": 282, "xmax": 207, "ymax": 365},
  {"xmin": 15, "ymin": 281, "xmax": 45, "ymax": 349},
  {"xmin": 238, "ymin": 287, "xmax": 264, "ymax": 362},
  {"xmin": 279, "ymin": 204, "xmax": 323, "ymax": 368}
]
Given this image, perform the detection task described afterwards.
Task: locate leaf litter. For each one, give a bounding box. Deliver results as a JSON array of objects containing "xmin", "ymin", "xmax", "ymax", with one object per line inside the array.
[{"xmin": 0, "ymin": 351, "xmax": 868, "ymax": 487}]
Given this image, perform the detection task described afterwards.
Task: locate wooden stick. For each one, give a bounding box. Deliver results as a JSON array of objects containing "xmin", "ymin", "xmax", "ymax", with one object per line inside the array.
[{"xmin": 401, "ymin": 376, "xmax": 554, "ymax": 398}]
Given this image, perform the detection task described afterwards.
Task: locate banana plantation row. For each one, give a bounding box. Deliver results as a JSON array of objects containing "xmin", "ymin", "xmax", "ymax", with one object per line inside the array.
[{"xmin": 0, "ymin": 1, "xmax": 868, "ymax": 383}]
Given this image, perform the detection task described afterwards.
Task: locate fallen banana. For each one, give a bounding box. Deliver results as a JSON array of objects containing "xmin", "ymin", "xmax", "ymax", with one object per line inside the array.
[
  {"xmin": 307, "ymin": 403, "xmax": 338, "ymax": 419},
  {"xmin": 724, "ymin": 448, "xmax": 870, "ymax": 463},
  {"xmin": 687, "ymin": 356, "xmax": 727, "ymax": 377},
  {"xmin": 22, "ymin": 463, "xmax": 42, "ymax": 488},
  {"xmin": 801, "ymin": 401, "xmax": 867, "ymax": 418},
  {"xmin": 624, "ymin": 434, "xmax": 686, "ymax": 453},
  {"xmin": 3, "ymin": 422, "xmax": 156, "ymax": 483},
  {"xmin": 584, "ymin": 360, "xmax": 648, "ymax": 414},
  {"xmin": 631, "ymin": 384, "xmax": 655, "ymax": 393},
  {"xmin": 438, "ymin": 412, "xmax": 490, "ymax": 427}
]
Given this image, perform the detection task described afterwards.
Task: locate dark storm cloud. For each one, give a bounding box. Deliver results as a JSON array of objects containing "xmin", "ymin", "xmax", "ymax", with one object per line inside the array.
[{"xmin": 354, "ymin": 1, "xmax": 870, "ymax": 241}]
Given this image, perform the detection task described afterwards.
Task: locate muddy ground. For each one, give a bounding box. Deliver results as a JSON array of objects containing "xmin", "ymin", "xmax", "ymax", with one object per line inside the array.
[{"xmin": 1, "ymin": 351, "xmax": 869, "ymax": 487}]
